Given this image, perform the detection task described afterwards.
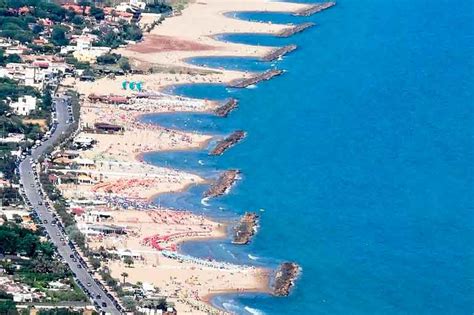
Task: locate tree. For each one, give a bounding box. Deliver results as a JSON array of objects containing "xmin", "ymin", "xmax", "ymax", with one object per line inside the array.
[
  {"xmin": 123, "ymin": 256, "xmax": 134, "ymax": 268},
  {"xmin": 96, "ymin": 53, "xmax": 119, "ymax": 64},
  {"xmin": 0, "ymin": 299, "xmax": 17, "ymax": 314},
  {"xmin": 42, "ymin": 90, "xmax": 52, "ymax": 110},
  {"xmin": 121, "ymin": 271, "xmax": 128, "ymax": 284},
  {"xmin": 90, "ymin": 6, "xmax": 104, "ymax": 20},
  {"xmin": 51, "ymin": 26, "xmax": 69, "ymax": 47},
  {"xmin": 71, "ymin": 15, "xmax": 85, "ymax": 26},
  {"xmin": 118, "ymin": 57, "xmax": 131, "ymax": 72},
  {"xmin": 89, "ymin": 257, "xmax": 101, "ymax": 270}
]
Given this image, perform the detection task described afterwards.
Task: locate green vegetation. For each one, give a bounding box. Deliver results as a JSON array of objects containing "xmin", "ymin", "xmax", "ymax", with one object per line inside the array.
[
  {"xmin": 93, "ymin": 21, "xmax": 142, "ymax": 48},
  {"xmin": 51, "ymin": 26, "xmax": 70, "ymax": 47},
  {"xmin": 0, "ymin": 49, "xmax": 21, "ymax": 66},
  {"xmin": 0, "ymin": 0, "xmax": 70, "ymax": 44},
  {"xmin": 0, "ymin": 222, "xmax": 88, "ymax": 303},
  {"xmin": 0, "ymin": 77, "xmax": 39, "ymax": 105},
  {"xmin": 144, "ymin": 0, "xmax": 172, "ymax": 13}
]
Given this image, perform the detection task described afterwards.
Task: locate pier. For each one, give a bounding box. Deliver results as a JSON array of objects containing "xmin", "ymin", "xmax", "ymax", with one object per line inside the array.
[
  {"xmin": 228, "ymin": 69, "xmax": 283, "ymax": 88},
  {"xmin": 277, "ymin": 22, "xmax": 315, "ymax": 37},
  {"xmin": 204, "ymin": 170, "xmax": 240, "ymax": 198},
  {"xmin": 232, "ymin": 212, "xmax": 259, "ymax": 245},
  {"xmin": 293, "ymin": 2, "xmax": 336, "ymax": 16},
  {"xmin": 261, "ymin": 45, "xmax": 297, "ymax": 62},
  {"xmin": 210, "ymin": 130, "xmax": 246, "ymax": 155},
  {"xmin": 214, "ymin": 98, "xmax": 238, "ymax": 117},
  {"xmin": 272, "ymin": 262, "xmax": 301, "ymax": 296}
]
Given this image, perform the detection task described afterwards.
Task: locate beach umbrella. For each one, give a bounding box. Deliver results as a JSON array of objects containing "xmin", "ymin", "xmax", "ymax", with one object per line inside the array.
[
  {"xmin": 122, "ymin": 81, "xmax": 128, "ymax": 90},
  {"xmin": 136, "ymin": 82, "xmax": 143, "ymax": 91},
  {"xmin": 129, "ymin": 81, "xmax": 136, "ymax": 90}
]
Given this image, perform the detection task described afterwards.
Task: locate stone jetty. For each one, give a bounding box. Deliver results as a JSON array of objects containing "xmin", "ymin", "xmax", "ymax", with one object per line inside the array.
[
  {"xmin": 214, "ymin": 98, "xmax": 238, "ymax": 117},
  {"xmin": 272, "ymin": 262, "xmax": 301, "ymax": 296},
  {"xmin": 204, "ymin": 170, "xmax": 240, "ymax": 198},
  {"xmin": 228, "ymin": 69, "xmax": 283, "ymax": 88},
  {"xmin": 210, "ymin": 130, "xmax": 246, "ymax": 155},
  {"xmin": 232, "ymin": 212, "xmax": 259, "ymax": 245},
  {"xmin": 277, "ymin": 22, "xmax": 315, "ymax": 37},
  {"xmin": 293, "ymin": 2, "xmax": 336, "ymax": 16},
  {"xmin": 261, "ymin": 45, "xmax": 297, "ymax": 62}
]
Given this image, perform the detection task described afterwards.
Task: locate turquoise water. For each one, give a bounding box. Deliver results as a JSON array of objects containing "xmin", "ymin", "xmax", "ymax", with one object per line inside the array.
[{"xmin": 144, "ymin": 1, "xmax": 474, "ymax": 314}]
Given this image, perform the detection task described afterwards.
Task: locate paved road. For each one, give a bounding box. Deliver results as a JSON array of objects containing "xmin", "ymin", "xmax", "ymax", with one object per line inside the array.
[{"xmin": 18, "ymin": 95, "xmax": 121, "ymax": 315}]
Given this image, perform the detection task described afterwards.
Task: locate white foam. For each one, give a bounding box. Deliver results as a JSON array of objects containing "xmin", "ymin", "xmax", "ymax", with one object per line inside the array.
[
  {"xmin": 201, "ymin": 197, "xmax": 210, "ymax": 206},
  {"xmin": 198, "ymin": 159, "xmax": 205, "ymax": 165},
  {"xmin": 248, "ymin": 254, "xmax": 259, "ymax": 261},
  {"xmin": 244, "ymin": 306, "xmax": 265, "ymax": 315}
]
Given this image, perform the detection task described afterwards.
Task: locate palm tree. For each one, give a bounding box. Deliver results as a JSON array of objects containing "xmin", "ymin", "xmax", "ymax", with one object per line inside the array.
[{"xmin": 121, "ymin": 272, "xmax": 128, "ymax": 284}]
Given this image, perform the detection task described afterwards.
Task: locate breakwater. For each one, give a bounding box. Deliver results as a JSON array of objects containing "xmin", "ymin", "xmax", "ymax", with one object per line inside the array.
[
  {"xmin": 293, "ymin": 2, "xmax": 336, "ymax": 16},
  {"xmin": 232, "ymin": 212, "xmax": 259, "ymax": 245},
  {"xmin": 228, "ymin": 69, "xmax": 283, "ymax": 88},
  {"xmin": 210, "ymin": 130, "xmax": 246, "ymax": 155},
  {"xmin": 277, "ymin": 22, "xmax": 315, "ymax": 37},
  {"xmin": 261, "ymin": 45, "xmax": 297, "ymax": 62},
  {"xmin": 272, "ymin": 262, "xmax": 301, "ymax": 296},
  {"xmin": 204, "ymin": 170, "xmax": 240, "ymax": 198},
  {"xmin": 214, "ymin": 98, "xmax": 238, "ymax": 117}
]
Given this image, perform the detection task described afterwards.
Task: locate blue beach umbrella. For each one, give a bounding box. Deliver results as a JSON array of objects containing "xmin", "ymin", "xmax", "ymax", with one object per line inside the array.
[
  {"xmin": 129, "ymin": 81, "xmax": 136, "ymax": 90},
  {"xmin": 122, "ymin": 81, "xmax": 128, "ymax": 89}
]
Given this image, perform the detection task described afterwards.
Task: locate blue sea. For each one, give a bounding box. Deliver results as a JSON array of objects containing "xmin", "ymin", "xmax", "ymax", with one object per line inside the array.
[{"xmin": 143, "ymin": 1, "xmax": 474, "ymax": 314}]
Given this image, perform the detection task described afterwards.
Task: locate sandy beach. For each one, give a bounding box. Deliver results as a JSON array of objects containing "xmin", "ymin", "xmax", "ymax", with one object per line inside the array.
[{"xmin": 62, "ymin": 0, "xmax": 318, "ymax": 312}]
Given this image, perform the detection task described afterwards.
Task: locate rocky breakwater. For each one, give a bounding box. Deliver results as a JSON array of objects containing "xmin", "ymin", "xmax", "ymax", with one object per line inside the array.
[
  {"xmin": 204, "ymin": 170, "xmax": 240, "ymax": 198},
  {"xmin": 214, "ymin": 98, "xmax": 238, "ymax": 117},
  {"xmin": 261, "ymin": 45, "xmax": 297, "ymax": 62},
  {"xmin": 293, "ymin": 1, "xmax": 336, "ymax": 16},
  {"xmin": 272, "ymin": 262, "xmax": 301, "ymax": 296},
  {"xmin": 277, "ymin": 22, "xmax": 315, "ymax": 38},
  {"xmin": 232, "ymin": 212, "xmax": 259, "ymax": 245},
  {"xmin": 228, "ymin": 69, "xmax": 283, "ymax": 88},
  {"xmin": 210, "ymin": 130, "xmax": 246, "ymax": 156}
]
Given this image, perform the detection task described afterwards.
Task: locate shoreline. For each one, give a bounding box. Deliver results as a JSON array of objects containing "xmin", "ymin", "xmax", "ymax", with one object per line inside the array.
[{"xmin": 65, "ymin": 0, "xmax": 328, "ymax": 312}]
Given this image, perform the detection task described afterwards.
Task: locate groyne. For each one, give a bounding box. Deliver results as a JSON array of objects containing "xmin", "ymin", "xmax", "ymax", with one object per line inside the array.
[
  {"xmin": 232, "ymin": 212, "xmax": 259, "ymax": 245},
  {"xmin": 210, "ymin": 130, "xmax": 246, "ymax": 155},
  {"xmin": 272, "ymin": 262, "xmax": 301, "ymax": 296},
  {"xmin": 228, "ymin": 69, "xmax": 283, "ymax": 88},
  {"xmin": 214, "ymin": 98, "xmax": 238, "ymax": 117},
  {"xmin": 277, "ymin": 22, "xmax": 315, "ymax": 38},
  {"xmin": 261, "ymin": 45, "xmax": 297, "ymax": 62},
  {"xmin": 293, "ymin": 2, "xmax": 336, "ymax": 16},
  {"xmin": 204, "ymin": 170, "xmax": 240, "ymax": 198}
]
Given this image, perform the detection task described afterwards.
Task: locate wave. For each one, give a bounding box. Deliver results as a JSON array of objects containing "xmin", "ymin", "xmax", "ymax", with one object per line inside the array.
[
  {"xmin": 201, "ymin": 197, "xmax": 210, "ymax": 206},
  {"xmin": 244, "ymin": 306, "xmax": 265, "ymax": 315},
  {"xmin": 248, "ymin": 254, "xmax": 259, "ymax": 261}
]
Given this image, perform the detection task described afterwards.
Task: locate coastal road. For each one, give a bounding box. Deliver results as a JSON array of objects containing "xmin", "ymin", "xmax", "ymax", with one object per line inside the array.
[{"xmin": 18, "ymin": 96, "xmax": 121, "ymax": 315}]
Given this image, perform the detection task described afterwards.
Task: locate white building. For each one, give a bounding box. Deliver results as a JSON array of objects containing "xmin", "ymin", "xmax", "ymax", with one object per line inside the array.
[
  {"xmin": 9, "ymin": 96, "xmax": 37, "ymax": 115},
  {"xmin": 61, "ymin": 36, "xmax": 110, "ymax": 63}
]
